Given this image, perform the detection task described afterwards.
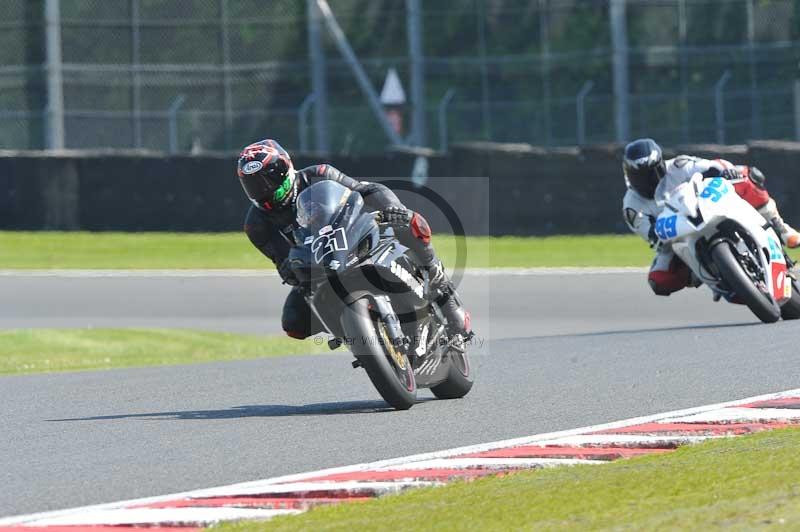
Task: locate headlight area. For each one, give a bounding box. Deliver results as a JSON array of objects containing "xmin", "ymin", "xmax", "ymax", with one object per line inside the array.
[
  {"xmin": 356, "ymin": 236, "xmax": 372, "ymax": 260},
  {"xmin": 345, "ymin": 237, "xmax": 373, "ymax": 267}
]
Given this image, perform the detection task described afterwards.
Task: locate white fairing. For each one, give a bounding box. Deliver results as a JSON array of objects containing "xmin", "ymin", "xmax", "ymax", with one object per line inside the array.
[{"xmin": 654, "ymin": 173, "xmax": 790, "ymax": 302}]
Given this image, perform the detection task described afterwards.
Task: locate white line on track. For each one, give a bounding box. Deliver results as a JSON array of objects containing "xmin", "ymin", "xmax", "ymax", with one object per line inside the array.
[
  {"xmin": 0, "ymin": 269, "xmax": 280, "ymax": 278},
  {"xmin": 661, "ymin": 407, "xmax": 800, "ymax": 424},
  {"xmin": 0, "ymin": 267, "xmax": 648, "ymax": 278},
  {"xmin": 178, "ymin": 480, "xmax": 440, "ymax": 498},
  {"xmin": 465, "ymin": 267, "xmax": 648, "ymax": 276},
  {"xmin": 1, "ymin": 386, "xmax": 798, "ymax": 526},
  {"xmin": 372, "ymin": 457, "xmax": 600, "ymax": 470},
  {"xmin": 26, "ymin": 507, "xmax": 301, "ymax": 527},
  {"xmin": 532, "ymin": 434, "xmax": 712, "ymax": 448}
]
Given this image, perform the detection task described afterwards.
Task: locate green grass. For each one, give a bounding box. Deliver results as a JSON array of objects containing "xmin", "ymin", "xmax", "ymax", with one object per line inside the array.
[
  {"xmin": 213, "ymin": 428, "xmax": 800, "ymax": 531},
  {"xmin": 0, "ymin": 231, "xmax": 655, "ymax": 269},
  {"xmin": 0, "ymin": 232, "xmax": 264, "ymax": 269},
  {"xmin": 0, "ymin": 329, "xmax": 328, "ymax": 375}
]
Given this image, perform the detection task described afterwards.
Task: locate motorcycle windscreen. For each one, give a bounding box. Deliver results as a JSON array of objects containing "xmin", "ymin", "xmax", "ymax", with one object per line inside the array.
[{"xmin": 296, "ymin": 180, "xmax": 365, "ymax": 268}]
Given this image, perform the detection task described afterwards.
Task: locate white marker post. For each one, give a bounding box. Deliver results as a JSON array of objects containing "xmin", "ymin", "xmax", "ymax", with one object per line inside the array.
[{"xmin": 380, "ymin": 68, "xmax": 407, "ymax": 138}]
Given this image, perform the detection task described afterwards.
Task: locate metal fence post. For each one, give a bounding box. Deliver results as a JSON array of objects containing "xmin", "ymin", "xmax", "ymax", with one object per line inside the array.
[
  {"xmin": 220, "ymin": 0, "xmax": 233, "ymax": 150},
  {"xmin": 168, "ymin": 95, "xmax": 187, "ymax": 154},
  {"xmin": 298, "ymin": 93, "xmax": 316, "ymax": 152},
  {"xmin": 406, "ymin": 0, "xmax": 426, "ymax": 147},
  {"xmin": 576, "ymin": 80, "xmax": 594, "ymax": 146},
  {"xmin": 678, "ymin": 0, "xmax": 689, "ymax": 143},
  {"xmin": 715, "ymin": 70, "xmax": 732, "ymax": 145},
  {"xmin": 539, "ymin": 0, "xmax": 552, "ymax": 146},
  {"xmin": 131, "ymin": 0, "xmax": 142, "ymax": 148},
  {"xmin": 438, "ymin": 89, "xmax": 455, "ymax": 152},
  {"xmin": 307, "ymin": 0, "xmax": 330, "ymax": 153},
  {"xmin": 610, "ymin": 0, "xmax": 630, "ymax": 143},
  {"xmin": 794, "ymin": 80, "xmax": 800, "ymax": 141},
  {"xmin": 746, "ymin": 0, "xmax": 761, "ymax": 139},
  {"xmin": 477, "ymin": 0, "xmax": 492, "ymax": 141},
  {"xmin": 44, "ymin": 0, "xmax": 64, "ymax": 150}
]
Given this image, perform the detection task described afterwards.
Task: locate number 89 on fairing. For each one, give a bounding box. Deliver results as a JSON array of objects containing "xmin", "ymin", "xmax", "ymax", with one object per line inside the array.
[{"xmin": 655, "ymin": 215, "xmax": 678, "ymax": 241}]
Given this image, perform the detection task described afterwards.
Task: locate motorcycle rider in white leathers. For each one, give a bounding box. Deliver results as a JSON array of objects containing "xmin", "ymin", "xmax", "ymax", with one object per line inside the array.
[{"xmin": 622, "ymin": 138, "xmax": 800, "ymax": 295}]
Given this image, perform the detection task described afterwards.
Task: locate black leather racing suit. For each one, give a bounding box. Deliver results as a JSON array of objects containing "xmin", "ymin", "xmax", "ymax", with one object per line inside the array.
[{"xmin": 244, "ymin": 164, "xmax": 437, "ymax": 339}]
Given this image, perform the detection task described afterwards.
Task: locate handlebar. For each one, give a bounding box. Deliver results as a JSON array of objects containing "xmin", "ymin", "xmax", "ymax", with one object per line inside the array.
[{"xmin": 372, "ymin": 210, "xmax": 392, "ymax": 227}]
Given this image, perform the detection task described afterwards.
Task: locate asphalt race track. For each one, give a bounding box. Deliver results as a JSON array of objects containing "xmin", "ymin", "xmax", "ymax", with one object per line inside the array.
[{"xmin": 2, "ymin": 271, "xmax": 799, "ymax": 516}]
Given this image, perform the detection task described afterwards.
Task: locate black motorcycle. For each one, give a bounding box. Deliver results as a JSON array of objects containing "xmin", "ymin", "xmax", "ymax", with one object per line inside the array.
[{"xmin": 287, "ymin": 180, "xmax": 473, "ymax": 410}]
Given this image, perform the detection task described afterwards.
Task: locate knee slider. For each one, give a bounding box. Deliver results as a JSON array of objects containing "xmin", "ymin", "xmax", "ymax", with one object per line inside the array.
[
  {"xmin": 281, "ymin": 298, "xmax": 313, "ymax": 339},
  {"xmin": 648, "ymin": 279, "xmax": 673, "ymax": 296},
  {"xmin": 284, "ymin": 328, "xmax": 310, "ymax": 339},
  {"xmin": 648, "ymin": 267, "xmax": 687, "ymax": 296}
]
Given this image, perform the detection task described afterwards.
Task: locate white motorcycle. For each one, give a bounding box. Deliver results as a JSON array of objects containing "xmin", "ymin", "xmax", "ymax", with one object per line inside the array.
[{"xmin": 654, "ymin": 172, "xmax": 800, "ymax": 323}]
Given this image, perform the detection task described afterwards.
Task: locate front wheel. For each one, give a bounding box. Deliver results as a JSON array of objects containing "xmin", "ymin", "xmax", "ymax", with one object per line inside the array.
[
  {"xmin": 711, "ymin": 241, "xmax": 780, "ymax": 323},
  {"xmin": 340, "ymin": 298, "xmax": 417, "ymax": 410}
]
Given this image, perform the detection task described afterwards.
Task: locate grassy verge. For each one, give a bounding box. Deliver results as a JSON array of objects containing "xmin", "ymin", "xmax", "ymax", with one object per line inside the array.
[
  {"xmin": 0, "ymin": 232, "xmax": 264, "ymax": 269},
  {"xmin": 3, "ymin": 231, "xmax": 798, "ymax": 269},
  {"xmin": 0, "ymin": 231, "xmax": 655, "ymax": 269},
  {"xmin": 0, "ymin": 329, "xmax": 328, "ymax": 375},
  {"xmin": 214, "ymin": 428, "xmax": 800, "ymax": 531}
]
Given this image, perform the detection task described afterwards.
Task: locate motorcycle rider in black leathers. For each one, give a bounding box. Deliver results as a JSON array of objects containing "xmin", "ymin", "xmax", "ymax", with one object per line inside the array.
[{"xmin": 237, "ymin": 139, "xmax": 471, "ymax": 340}]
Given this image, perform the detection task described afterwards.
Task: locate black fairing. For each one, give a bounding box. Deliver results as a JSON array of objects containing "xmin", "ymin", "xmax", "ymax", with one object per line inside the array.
[
  {"xmin": 289, "ymin": 181, "xmax": 463, "ymax": 393},
  {"xmin": 292, "ymin": 180, "xmax": 377, "ymax": 276},
  {"xmin": 289, "ymin": 181, "xmax": 428, "ymax": 336}
]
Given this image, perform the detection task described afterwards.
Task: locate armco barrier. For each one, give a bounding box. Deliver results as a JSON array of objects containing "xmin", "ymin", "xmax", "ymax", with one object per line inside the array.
[{"xmin": 1, "ymin": 142, "xmax": 797, "ymax": 235}]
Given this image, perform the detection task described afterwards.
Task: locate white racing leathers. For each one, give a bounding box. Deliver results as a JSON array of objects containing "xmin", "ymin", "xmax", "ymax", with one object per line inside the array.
[{"xmin": 622, "ymin": 155, "xmax": 779, "ymax": 295}]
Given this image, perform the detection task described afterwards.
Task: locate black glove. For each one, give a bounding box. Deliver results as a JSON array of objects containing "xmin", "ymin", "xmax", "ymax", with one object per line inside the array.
[
  {"xmin": 646, "ymin": 216, "xmax": 659, "ymax": 247},
  {"xmin": 379, "ymin": 206, "xmax": 412, "ymax": 227},
  {"xmin": 720, "ymin": 167, "xmax": 741, "ymax": 181},
  {"xmin": 278, "ymin": 257, "xmax": 299, "ymax": 286}
]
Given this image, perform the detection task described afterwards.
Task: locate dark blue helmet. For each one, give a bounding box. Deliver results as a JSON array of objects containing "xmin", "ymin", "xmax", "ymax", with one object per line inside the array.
[{"xmin": 623, "ymin": 138, "xmax": 666, "ymax": 199}]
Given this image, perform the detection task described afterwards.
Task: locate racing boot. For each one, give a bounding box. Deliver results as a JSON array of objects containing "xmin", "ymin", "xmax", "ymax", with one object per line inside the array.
[
  {"xmin": 425, "ymin": 259, "xmax": 472, "ymax": 337},
  {"xmin": 758, "ymin": 199, "xmax": 800, "ymax": 248}
]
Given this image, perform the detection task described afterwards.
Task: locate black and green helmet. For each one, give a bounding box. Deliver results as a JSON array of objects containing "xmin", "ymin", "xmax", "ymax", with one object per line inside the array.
[{"xmin": 237, "ymin": 139, "xmax": 297, "ymax": 211}]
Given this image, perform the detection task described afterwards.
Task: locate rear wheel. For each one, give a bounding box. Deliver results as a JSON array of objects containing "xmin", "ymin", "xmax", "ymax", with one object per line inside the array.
[
  {"xmin": 711, "ymin": 241, "xmax": 780, "ymax": 323},
  {"xmin": 341, "ymin": 298, "xmax": 416, "ymax": 410},
  {"xmin": 431, "ymin": 343, "xmax": 474, "ymax": 399},
  {"xmin": 780, "ymin": 278, "xmax": 800, "ymax": 320}
]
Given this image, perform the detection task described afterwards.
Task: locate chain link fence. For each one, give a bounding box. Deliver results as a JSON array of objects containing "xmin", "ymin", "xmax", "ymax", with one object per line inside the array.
[{"xmin": 2, "ymin": 0, "xmax": 800, "ymax": 153}]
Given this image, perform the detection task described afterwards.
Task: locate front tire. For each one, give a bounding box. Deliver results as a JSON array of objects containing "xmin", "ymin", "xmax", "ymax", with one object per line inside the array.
[
  {"xmin": 340, "ymin": 298, "xmax": 417, "ymax": 410},
  {"xmin": 711, "ymin": 241, "xmax": 781, "ymax": 323},
  {"xmin": 431, "ymin": 345, "xmax": 474, "ymax": 399},
  {"xmin": 780, "ymin": 278, "xmax": 800, "ymax": 320}
]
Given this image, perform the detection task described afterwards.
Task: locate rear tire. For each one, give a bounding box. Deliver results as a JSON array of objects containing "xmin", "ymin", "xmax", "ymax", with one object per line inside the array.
[
  {"xmin": 431, "ymin": 347, "xmax": 474, "ymax": 400},
  {"xmin": 780, "ymin": 278, "xmax": 800, "ymax": 320},
  {"xmin": 711, "ymin": 241, "xmax": 781, "ymax": 323},
  {"xmin": 341, "ymin": 298, "xmax": 416, "ymax": 410}
]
